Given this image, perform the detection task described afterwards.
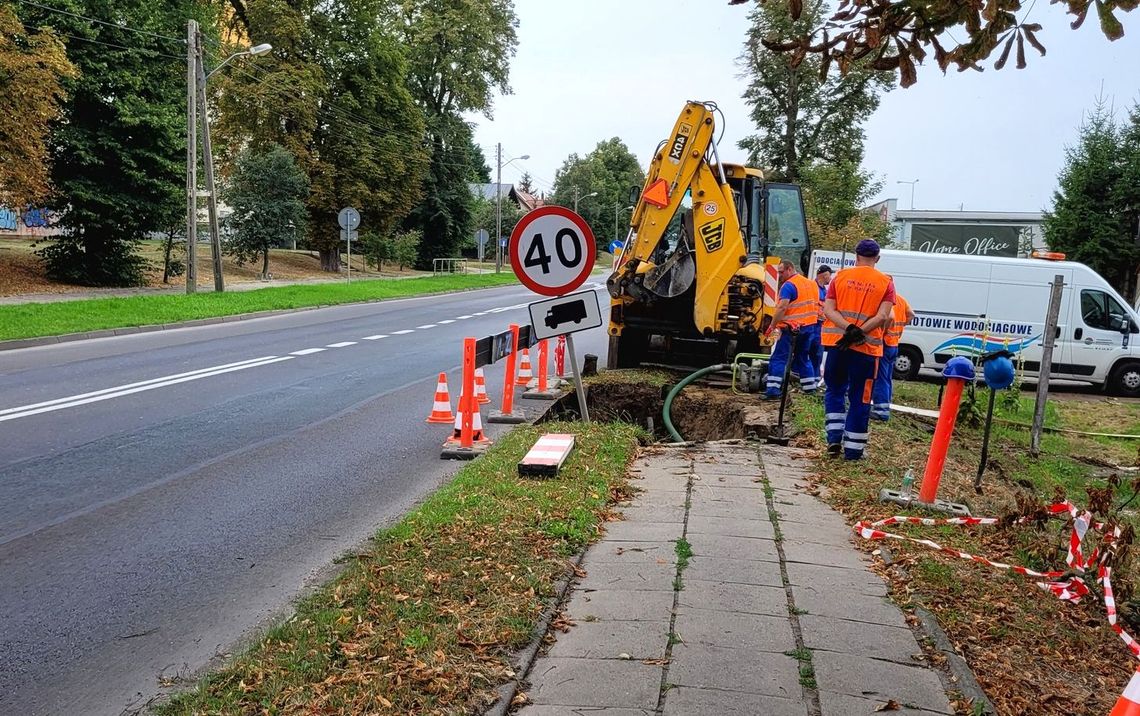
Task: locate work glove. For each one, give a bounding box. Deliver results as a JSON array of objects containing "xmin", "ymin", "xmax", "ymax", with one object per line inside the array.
[{"xmin": 835, "ymin": 324, "xmax": 866, "ymax": 350}]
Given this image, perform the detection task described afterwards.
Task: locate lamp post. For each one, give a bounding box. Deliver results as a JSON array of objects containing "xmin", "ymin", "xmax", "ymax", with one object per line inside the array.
[
  {"xmin": 573, "ymin": 187, "xmax": 598, "ymax": 213},
  {"xmin": 495, "ymin": 144, "xmax": 529, "ymax": 272},
  {"xmin": 186, "ymin": 23, "xmax": 271, "ymax": 294},
  {"xmin": 897, "ymin": 179, "xmax": 919, "ymax": 210}
]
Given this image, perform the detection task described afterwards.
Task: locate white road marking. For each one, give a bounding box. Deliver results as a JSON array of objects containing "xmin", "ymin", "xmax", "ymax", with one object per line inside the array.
[
  {"xmin": 0, "ymin": 356, "xmax": 294, "ymax": 423},
  {"xmin": 438, "ymin": 320, "xmax": 455, "ymax": 325},
  {"xmin": 473, "ymin": 312, "xmax": 487, "ymax": 316},
  {"xmin": 326, "ymin": 341, "xmax": 357, "ymax": 348},
  {"xmin": 290, "ymin": 348, "xmax": 325, "ymax": 356},
  {"xmin": 415, "ymin": 324, "xmax": 436, "ymax": 330},
  {"xmin": 361, "ymin": 334, "xmax": 387, "ymax": 340},
  {"xmin": 456, "ymin": 315, "xmax": 473, "ymax": 320},
  {"xmin": 392, "ymin": 329, "xmax": 414, "ymax": 335}
]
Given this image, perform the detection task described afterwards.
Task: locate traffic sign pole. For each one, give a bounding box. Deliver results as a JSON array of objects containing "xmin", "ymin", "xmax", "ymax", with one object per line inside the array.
[{"xmin": 565, "ymin": 333, "xmax": 589, "ymax": 423}]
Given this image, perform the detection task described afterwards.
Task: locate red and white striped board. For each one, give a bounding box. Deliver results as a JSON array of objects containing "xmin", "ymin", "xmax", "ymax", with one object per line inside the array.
[{"xmin": 518, "ymin": 433, "xmax": 575, "ymax": 478}]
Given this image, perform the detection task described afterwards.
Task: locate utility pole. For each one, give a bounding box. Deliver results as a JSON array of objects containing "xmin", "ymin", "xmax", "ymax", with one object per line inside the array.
[
  {"xmin": 574, "ymin": 186, "xmax": 580, "ymax": 213},
  {"xmin": 195, "ymin": 29, "xmax": 224, "ymax": 292},
  {"xmin": 495, "ymin": 142, "xmax": 503, "ymax": 273},
  {"xmin": 185, "ymin": 20, "xmax": 198, "ymax": 294},
  {"xmin": 1030, "ymin": 274, "xmax": 1065, "ymax": 457}
]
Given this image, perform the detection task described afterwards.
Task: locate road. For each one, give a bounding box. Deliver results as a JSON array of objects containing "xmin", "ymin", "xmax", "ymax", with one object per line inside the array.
[{"xmin": 0, "ymin": 282, "xmax": 611, "ymax": 716}]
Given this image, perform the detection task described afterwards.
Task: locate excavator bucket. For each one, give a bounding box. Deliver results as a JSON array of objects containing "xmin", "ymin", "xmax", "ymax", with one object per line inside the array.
[{"xmin": 642, "ymin": 179, "xmax": 669, "ymax": 208}]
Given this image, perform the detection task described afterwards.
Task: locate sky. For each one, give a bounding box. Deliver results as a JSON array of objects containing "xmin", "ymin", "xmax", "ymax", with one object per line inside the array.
[{"xmin": 470, "ymin": 0, "xmax": 1140, "ymax": 213}]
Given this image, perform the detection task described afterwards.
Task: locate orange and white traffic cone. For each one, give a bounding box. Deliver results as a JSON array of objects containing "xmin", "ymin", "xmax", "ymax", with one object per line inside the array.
[
  {"xmin": 449, "ymin": 393, "xmax": 491, "ymax": 445},
  {"xmin": 474, "ymin": 368, "xmax": 491, "ymax": 404},
  {"xmin": 426, "ymin": 372, "xmax": 454, "ymax": 424},
  {"xmin": 1111, "ymin": 669, "xmax": 1140, "ymax": 716},
  {"xmin": 516, "ymin": 348, "xmax": 533, "ymax": 386}
]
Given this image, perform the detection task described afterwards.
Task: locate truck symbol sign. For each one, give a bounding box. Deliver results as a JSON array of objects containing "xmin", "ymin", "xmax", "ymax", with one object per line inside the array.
[{"xmin": 545, "ymin": 299, "xmax": 588, "ymax": 329}]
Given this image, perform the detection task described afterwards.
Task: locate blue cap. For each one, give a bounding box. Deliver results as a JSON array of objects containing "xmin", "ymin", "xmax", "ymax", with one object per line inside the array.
[
  {"xmin": 855, "ymin": 239, "xmax": 880, "ymax": 257},
  {"xmin": 942, "ymin": 356, "xmax": 976, "ymax": 381}
]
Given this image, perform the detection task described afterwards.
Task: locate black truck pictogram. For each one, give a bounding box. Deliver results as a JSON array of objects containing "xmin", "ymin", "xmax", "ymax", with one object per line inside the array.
[{"xmin": 545, "ymin": 299, "xmax": 588, "ymax": 330}]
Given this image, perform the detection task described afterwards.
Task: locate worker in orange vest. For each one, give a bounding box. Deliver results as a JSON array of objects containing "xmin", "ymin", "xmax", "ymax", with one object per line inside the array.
[
  {"xmin": 820, "ymin": 239, "xmax": 896, "ymax": 460},
  {"xmin": 763, "ymin": 260, "xmax": 819, "ymax": 399},
  {"xmin": 871, "ymin": 291, "xmax": 916, "ymax": 421}
]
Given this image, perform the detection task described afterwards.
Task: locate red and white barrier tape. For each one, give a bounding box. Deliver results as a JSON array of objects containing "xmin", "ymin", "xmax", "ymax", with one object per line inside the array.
[{"xmin": 855, "ymin": 501, "xmax": 1137, "ymax": 670}]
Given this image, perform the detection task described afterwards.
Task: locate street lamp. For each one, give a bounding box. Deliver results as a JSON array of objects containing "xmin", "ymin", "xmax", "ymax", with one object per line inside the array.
[
  {"xmin": 897, "ymin": 179, "xmax": 919, "ymax": 210},
  {"xmin": 186, "ymin": 20, "xmax": 272, "ymax": 294},
  {"xmin": 573, "ymin": 188, "xmax": 598, "ymax": 213},
  {"xmin": 495, "ymin": 144, "xmax": 529, "ymax": 272}
]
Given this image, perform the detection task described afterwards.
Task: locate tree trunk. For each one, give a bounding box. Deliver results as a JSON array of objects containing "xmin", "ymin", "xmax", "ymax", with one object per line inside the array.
[
  {"xmin": 261, "ymin": 249, "xmax": 270, "ymax": 280},
  {"xmin": 319, "ymin": 247, "xmax": 341, "ymax": 272},
  {"xmin": 162, "ymin": 231, "xmax": 174, "ymax": 284}
]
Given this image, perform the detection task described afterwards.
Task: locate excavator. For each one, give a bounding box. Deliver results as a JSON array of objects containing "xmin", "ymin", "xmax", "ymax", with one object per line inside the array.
[{"xmin": 605, "ymin": 100, "xmax": 812, "ymax": 369}]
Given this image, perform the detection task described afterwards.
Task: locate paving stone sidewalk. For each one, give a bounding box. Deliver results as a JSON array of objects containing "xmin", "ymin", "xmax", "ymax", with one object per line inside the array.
[{"xmin": 513, "ymin": 442, "xmax": 954, "ymax": 716}]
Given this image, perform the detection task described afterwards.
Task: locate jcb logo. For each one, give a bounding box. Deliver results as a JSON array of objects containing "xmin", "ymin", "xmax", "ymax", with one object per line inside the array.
[
  {"xmin": 668, "ymin": 123, "xmax": 692, "ymax": 164},
  {"xmin": 700, "ymin": 218, "xmax": 725, "ymax": 252}
]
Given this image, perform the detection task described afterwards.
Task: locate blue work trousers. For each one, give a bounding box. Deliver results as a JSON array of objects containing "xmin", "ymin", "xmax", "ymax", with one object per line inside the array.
[
  {"xmin": 807, "ymin": 324, "xmax": 824, "ymax": 379},
  {"xmin": 823, "ymin": 348, "xmax": 878, "ymax": 459},
  {"xmin": 871, "ymin": 345, "xmax": 898, "ymax": 421},
  {"xmin": 766, "ymin": 329, "xmax": 817, "ymax": 397}
]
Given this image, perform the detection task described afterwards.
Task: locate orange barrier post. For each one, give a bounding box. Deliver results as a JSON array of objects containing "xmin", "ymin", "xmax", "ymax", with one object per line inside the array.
[
  {"xmin": 516, "ymin": 348, "xmax": 534, "ymax": 386},
  {"xmin": 918, "ymin": 357, "xmax": 975, "ymax": 504},
  {"xmin": 523, "ymin": 338, "xmax": 558, "ymax": 400},
  {"xmin": 536, "ymin": 340, "xmax": 549, "ymax": 392},
  {"xmin": 1111, "ymin": 669, "xmax": 1140, "ymax": 716},
  {"xmin": 426, "ymin": 372, "xmax": 454, "ymax": 423},
  {"xmin": 474, "ymin": 367, "xmax": 491, "ymax": 404},
  {"xmin": 488, "ymin": 324, "xmax": 526, "ymax": 424},
  {"xmin": 442, "ymin": 337, "xmax": 489, "ymax": 459}
]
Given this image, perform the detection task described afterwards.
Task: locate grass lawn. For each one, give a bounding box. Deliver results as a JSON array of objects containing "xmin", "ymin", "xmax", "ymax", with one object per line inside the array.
[
  {"xmin": 0, "ymin": 273, "xmax": 520, "ymax": 341},
  {"xmin": 791, "ymin": 380, "xmax": 1140, "ymax": 715},
  {"xmin": 153, "ymin": 421, "xmax": 645, "ymax": 715}
]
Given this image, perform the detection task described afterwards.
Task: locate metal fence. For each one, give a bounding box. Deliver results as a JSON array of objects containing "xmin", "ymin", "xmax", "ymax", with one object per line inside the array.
[{"xmin": 433, "ymin": 258, "xmax": 468, "ymax": 276}]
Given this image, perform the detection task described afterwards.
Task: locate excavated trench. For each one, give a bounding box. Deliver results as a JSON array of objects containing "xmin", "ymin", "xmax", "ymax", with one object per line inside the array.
[{"xmin": 544, "ymin": 371, "xmax": 785, "ymax": 443}]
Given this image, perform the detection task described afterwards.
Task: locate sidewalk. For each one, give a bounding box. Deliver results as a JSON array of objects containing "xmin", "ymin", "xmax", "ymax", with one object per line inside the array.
[{"xmin": 513, "ymin": 442, "xmax": 954, "ymax": 716}]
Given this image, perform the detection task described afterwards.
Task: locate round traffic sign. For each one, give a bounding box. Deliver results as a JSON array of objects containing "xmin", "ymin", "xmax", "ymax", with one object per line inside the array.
[
  {"xmin": 509, "ymin": 206, "xmax": 596, "ymax": 296},
  {"xmin": 338, "ymin": 207, "xmax": 360, "ymax": 231}
]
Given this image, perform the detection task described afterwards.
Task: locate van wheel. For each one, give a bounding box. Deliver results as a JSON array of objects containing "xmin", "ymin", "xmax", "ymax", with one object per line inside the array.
[
  {"xmin": 1109, "ymin": 361, "xmax": 1140, "ymax": 397},
  {"xmin": 893, "ymin": 346, "xmax": 922, "ymax": 381}
]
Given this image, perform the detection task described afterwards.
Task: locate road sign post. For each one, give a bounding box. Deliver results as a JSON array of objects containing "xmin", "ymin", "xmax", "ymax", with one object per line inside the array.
[
  {"xmin": 338, "ymin": 207, "xmax": 360, "ymax": 281},
  {"xmin": 510, "ymin": 207, "xmax": 597, "ymax": 421}
]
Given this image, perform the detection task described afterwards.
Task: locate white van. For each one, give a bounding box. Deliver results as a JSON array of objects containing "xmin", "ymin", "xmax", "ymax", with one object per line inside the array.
[{"xmin": 809, "ymin": 249, "xmax": 1140, "ymax": 396}]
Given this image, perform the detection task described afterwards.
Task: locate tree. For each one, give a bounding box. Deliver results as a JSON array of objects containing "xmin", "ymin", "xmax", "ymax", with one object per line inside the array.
[
  {"xmin": 799, "ymin": 157, "xmax": 890, "ymax": 250},
  {"xmin": 732, "ymin": 0, "xmax": 1134, "ymax": 88},
  {"xmin": 551, "ymin": 138, "xmax": 645, "ymax": 247},
  {"xmin": 224, "ymin": 145, "xmax": 308, "ymax": 279},
  {"xmin": 397, "ymin": 0, "xmax": 518, "ymax": 267},
  {"xmin": 28, "ymin": 0, "xmax": 203, "ymax": 286},
  {"xmin": 1044, "ymin": 99, "xmax": 1140, "ymax": 298},
  {"xmin": 0, "ymin": 5, "xmax": 76, "ymax": 207},
  {"xmin": 738, "ymin": 0, "xmax": 892, "ymax": 183},
  {"xmin": 517, "ymin": 172, "xmax": 535, "ymax": 194}
]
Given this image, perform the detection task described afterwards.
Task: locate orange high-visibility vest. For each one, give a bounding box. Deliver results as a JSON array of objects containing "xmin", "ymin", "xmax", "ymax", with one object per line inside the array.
[
  {"xmin": 884, "ymin": 294, "xmax": 911, "ymax": 347},
  {"xmin": 779, "ymin": 274, "xmax": 819, "ymax": 329},
  {"xmin": 821, "ymin": 266, "xmax": 892, "ymax": 357}
]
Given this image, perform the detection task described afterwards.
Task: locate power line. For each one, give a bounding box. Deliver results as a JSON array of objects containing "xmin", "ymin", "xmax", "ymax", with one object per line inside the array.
[
  {"xmin": 18, "ymin": 20, "xmax": 184, "ymax": 60},
  {"xmin": 14, "ymin": 0, "xmax": 186, "ymax": 45}
]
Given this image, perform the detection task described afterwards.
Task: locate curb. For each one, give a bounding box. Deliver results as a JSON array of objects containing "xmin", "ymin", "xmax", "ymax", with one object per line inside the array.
[
  {"xmin": 483, "ymin": 549, "xmax": 587, "ymax": 716},
  {"xmin": 0, "ymin": 281, "xmax": 533, "ymax": 353},
  {"xmin": 913, "ymin": 606, "xmax": 997, "ymax": 715}
]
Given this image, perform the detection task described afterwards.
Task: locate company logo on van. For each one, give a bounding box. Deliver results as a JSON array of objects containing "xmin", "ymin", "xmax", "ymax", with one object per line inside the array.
[{"xmin": 932, "ymin": 333, "xmax": 1041, "ymax": 356}]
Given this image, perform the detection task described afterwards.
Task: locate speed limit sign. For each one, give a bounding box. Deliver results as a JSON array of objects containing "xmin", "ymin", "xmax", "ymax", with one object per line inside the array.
[{"xmin": 509, "ymin": 206, "xmax": 596, "ymax": 296}]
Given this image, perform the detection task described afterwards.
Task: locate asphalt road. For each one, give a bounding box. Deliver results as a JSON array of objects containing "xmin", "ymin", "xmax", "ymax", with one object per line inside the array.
[{"xmin": 0, "ymin": 282, "xmax": 611, "ymax": 716}]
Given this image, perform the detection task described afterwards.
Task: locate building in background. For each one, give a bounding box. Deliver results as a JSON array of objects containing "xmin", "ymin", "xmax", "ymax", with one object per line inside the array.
[{"xmin": 866, "ymin": 198, "xmax": 1046, "ymax": 258}]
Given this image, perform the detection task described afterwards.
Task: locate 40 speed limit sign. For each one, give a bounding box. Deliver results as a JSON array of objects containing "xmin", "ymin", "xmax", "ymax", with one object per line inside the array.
[{"xmin": 509, "ymin": 206, "xmax": 596, "ymax": 296}]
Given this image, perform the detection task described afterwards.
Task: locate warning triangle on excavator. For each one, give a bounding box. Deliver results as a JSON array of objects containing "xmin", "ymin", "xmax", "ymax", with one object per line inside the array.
[{"xmin": 642, "ymin": 179, "xmax": 669, "ymax": 208}]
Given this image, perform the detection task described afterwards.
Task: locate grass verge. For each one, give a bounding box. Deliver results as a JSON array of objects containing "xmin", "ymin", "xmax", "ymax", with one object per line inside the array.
[
  {"xmin": 791, "ymin": 380, "xmax": 1140, "ymax": 715},
  {"xmin": 154, "ymin": 420, "xmax": 645, "ymax": 715},
  {"xmin": 0, "ymin": 273, "xmax": 520, "ymax": 341}
]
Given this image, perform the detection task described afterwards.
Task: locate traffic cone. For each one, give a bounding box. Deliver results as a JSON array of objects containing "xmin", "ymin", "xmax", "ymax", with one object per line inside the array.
[
  {"xmin": 516, "ymin": 348, "xmax": 533, "ymax": 386},
  {"xmin": 474, "ymin": 368, "xmax": 491, "ymax": 404},
  {"xmin": 1111, "ymin": 669, "xmax": 1140, "ymax": 716},
  {"xmin": 426, "ymin": 372, "xmax": 454, "ymax": 424},
  {"xmin": 449, "ymin": 393, "xmax": 491, "ymax": 445}
]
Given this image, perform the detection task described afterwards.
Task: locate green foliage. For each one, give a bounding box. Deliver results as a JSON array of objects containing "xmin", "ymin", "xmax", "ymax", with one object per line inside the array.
[
  {"xmin": 469, "ymin": 193, "xmax": 523, "ymax": 255},
  {"xmin": 28, "ymin": 0, "xmax": 205, "ymax": 286},
  {"xmin": 391, "ymin": 228, "xmax": 421, "ymax": 270},
  {"xmin": 738, "ymin": 1, "xmax": 891, "ymax": 249},
  {"xmin": 0, "ymin": 4, "xmax": 76, "ymax": 206},
  {"xmin": 550, "ymin": 138, "xmax": 646, "ymax": 247},
  {"xmin": 223, "ymin": 145, "xmax": 309, "ymax": 279},
  {"xmin": 1044, "ymin": 99, "xmax": 1140, "ymax": 299}
]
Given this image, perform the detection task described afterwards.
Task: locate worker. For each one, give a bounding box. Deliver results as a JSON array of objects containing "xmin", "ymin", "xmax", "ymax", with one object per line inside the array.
[
  {"xmin": 807, "ymin": 265, "xmax": 833, "ymax": 380},
  {"xmin": 871, "ymin": 290, "xmax": 916, "ymax": 421},
  {"xmin": 820, "ymin": 239, "xmax": 895, "ymax": 460},
  {"xmin": 763, "ymin": 259, "xmax": 819, "ymax": 400}
]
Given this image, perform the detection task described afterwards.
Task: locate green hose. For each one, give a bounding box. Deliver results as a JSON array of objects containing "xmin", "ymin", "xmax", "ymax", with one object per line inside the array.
[{"xmin": 663, "ymin": 364, "xmax": 729, "ymax": 443}]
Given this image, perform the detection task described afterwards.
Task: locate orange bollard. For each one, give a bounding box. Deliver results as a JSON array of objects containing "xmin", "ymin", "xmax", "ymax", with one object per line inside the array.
[
  {"xmin": 918, "ymin": 357, "xmax": 976, "ymax": 504},
  {"xmin": 536, "ymin": 340, "xmax": 549, "ymax": 392},
  {"xmin": 459, "ymin": 337, "xmax": 476, "ymax": 447},
  {"xmin": 501, "ymin": 324, "xmax": 520, "ymax": 413},
  {"xmin": 1111, "ymin": 668, "xmax": 1140, "ymax": 716}
]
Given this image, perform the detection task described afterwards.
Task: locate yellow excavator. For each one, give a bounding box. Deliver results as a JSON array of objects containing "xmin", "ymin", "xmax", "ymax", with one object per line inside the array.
[{"xmin": 605, "ymin": 100, "xmax": 812, "ymax": 369}]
